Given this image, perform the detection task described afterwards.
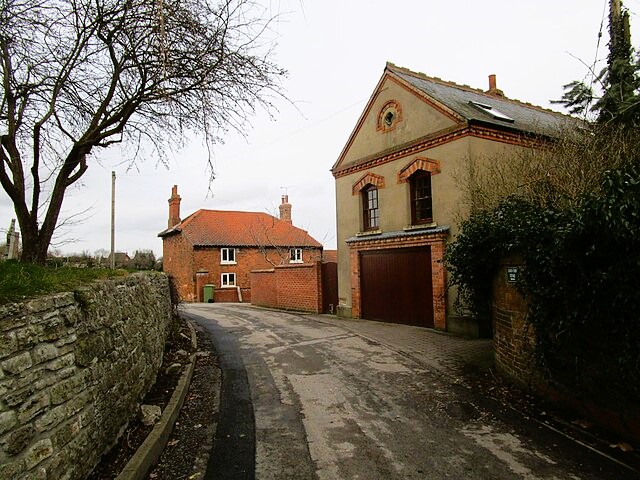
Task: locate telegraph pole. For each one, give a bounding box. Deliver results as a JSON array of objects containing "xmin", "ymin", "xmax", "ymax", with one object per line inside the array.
[
  {"xmin": 612, "ymin": 0, "xmax": 621, "ymax": 18},
  {"xmin": 610, "ymin": 0, "xmax": 630, "ymax": 47},
  {"xmin": 110, "ymin": 171, "xmax": 116, "ymax": 269}
]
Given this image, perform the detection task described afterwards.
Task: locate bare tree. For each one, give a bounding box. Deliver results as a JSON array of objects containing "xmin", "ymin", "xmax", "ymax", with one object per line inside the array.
[
  {"xmin": 246, "ymin": 214, "xmax": 322, "ymax": 267},
  {"xmin": 453, "ymin": 126, "xmax": 638, "ymax": 216},
  {"xmin": 0, "ymin": 0, "xmax": 286, "ymax": 263}
]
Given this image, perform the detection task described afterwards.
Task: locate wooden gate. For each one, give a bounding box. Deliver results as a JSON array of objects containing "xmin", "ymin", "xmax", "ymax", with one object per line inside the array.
[
  {"xmin": 359, "ymin": 247, "xmax": 434, "ymax": 327},
  {"xmin": 321, "ymin": 262, "xmax": 338, "ymax": 314}
]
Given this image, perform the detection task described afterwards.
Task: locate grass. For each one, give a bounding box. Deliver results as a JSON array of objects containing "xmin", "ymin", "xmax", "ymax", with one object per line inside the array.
[{"xmin": 0, "ymin": 260, "xmax": 128, "ymax": 305}]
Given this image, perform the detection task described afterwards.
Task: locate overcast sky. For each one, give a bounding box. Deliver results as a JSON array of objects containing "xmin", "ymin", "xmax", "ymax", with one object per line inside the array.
[{"xmin": 1, "ymin": 0, "xmax": 638, "ymax": 258}]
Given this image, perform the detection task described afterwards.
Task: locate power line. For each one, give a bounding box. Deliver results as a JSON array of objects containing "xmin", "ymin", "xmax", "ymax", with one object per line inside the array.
[{"xmin": 587, "ymin": 0, "xmax": 608, "ymax": 91}]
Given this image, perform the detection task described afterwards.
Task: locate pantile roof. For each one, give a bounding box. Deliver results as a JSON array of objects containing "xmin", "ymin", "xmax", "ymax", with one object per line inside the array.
[
  {"xmin": 387, "ymin": 63, "xmax": 575, "ymax": 137},
  {"xmin": 158, "ymin": 209, "xmax": 322, "ymax": 248}
]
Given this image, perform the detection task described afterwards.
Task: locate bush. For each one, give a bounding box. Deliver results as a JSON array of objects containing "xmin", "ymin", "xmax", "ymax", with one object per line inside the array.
[{"xmin": 447, "ymin": 160, "xmax": 640, "ymax": 404}]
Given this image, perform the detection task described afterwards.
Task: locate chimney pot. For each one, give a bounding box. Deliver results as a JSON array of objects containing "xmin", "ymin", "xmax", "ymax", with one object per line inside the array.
[{"xmin": 486, "ymin": 74, "xmax": 504, "ymax": 97}]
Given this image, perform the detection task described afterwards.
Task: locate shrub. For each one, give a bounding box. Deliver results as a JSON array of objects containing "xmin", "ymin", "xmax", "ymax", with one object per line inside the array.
[{"xmin": 447, "ymin": 159, "xmax": 640, "ymax": 404}]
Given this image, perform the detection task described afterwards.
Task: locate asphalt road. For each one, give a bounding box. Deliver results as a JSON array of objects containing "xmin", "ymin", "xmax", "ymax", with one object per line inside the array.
[{"xmin": 182, "ymin": 303, "xmax": 638, "ymax": 480}]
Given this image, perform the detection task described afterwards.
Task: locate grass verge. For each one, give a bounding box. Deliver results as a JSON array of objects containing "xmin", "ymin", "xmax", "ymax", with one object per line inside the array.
[{"xmin": 0, "ymin": 260, "xmax": 128, "ymax": 305}]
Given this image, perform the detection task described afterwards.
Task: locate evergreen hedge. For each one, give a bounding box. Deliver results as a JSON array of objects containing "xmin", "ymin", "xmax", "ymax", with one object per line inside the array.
[{"xmin": 446, "ymin": 160, "xmax": 640, "ymax": 404}]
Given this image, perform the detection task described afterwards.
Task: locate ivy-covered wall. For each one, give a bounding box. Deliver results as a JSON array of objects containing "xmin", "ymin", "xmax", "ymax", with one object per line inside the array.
[
  {"xmin": 0, "ymin": 273, "xmax": 173, "ymax": 480},
  {"xmin": 449, "ymin": 159, "xmax": 640, "ymax": 441},
  {"xmin": 492, "ymin": 260, "xmax": 640, "ymax": 442}
]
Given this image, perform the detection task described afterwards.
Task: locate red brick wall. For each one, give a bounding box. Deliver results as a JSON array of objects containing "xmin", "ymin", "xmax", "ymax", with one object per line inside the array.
[
  {"xmin": 276, "ymin": 263, "xmax": 323, "ymax": 313},
  {"xmin": 250, "ymin": 269, "xmax": 277, "ymax": 307},
  {"xmin": 492, "ymin": 258, "xmax": 640, "ymax": 442},
  {"xmin": 251, "ymin": 262, "xmax": 323, "ymax": 313},
  {"xmin": 213, "ymin": 287, "xmax": 251, "ymax": 303},
  {"xmin": 162, "ymin": 234, "xmax": 322, "ymax": 302},
  {"xmin": 492, "ymin": 258, "xmax": 536, "ymax": 383}
]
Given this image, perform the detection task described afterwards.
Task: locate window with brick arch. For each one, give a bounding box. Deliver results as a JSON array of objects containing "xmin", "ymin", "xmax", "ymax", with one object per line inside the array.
[
  {"xmin": 410, "ymin": 170, "xmax": 433, "ymax": 225},
  {"xmin": 362, "ymin": 184, "xmax": 379, "ymax": 231}
]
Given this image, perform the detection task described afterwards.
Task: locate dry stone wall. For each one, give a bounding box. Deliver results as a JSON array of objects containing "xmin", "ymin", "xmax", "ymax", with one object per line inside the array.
[{"xmin": 0, "ymin": 273, "xmax": 173, "ymax": 480}]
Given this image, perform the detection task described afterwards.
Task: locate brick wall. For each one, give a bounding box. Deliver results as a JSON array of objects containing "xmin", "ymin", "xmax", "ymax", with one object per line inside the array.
[
  {"xmin": 0, "ymin": 273, "xmax": 173, "ymax": 480},
  {"xmin": 251, "ymin": 262, "xmax": 323, "ymax": 313},
  {"xmin": 250, "ymin": 269, "xmax": 277, "ymax": 308},
  {"xmin": 213, "ymin": 287, "xmax": 251, "ymax": 303},
  {"xmin": 492, "ymin": 259, "xmax": 640, "ymax": 441},
  {"xmin": 492, "ymin": 259, "xmax": 536, "ymax": 384}
]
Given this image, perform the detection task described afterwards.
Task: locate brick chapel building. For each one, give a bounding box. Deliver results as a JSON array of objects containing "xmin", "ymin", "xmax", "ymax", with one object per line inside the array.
[
  {"xmin": 333, "ymin": 63, "xmax": 573, "ymax": 336},
  {"xmin": 159, "ymin": 186, "xmax": 323, "ymax": 302}
]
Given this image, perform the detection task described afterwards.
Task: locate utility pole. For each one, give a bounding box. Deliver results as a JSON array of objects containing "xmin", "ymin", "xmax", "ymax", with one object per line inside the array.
[
  {"xmin": 110, "ymin": 171, "xmax": 116, "ymax": 270},
  {"xmin": 612, "ymin": 0, "xmax": 620, "ymax": 18},
  {"xmin": 609, "ymin": 0, "xmax": 631, "ymax": 53}
]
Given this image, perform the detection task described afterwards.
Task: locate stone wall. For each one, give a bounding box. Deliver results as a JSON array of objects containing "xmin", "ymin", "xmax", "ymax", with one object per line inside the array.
[{"xmin": 0, "ymin": 273, "xmax": 174, "ymax": 480}]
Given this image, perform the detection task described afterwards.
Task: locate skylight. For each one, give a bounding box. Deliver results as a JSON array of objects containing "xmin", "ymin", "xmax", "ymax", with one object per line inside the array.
[{"xmin": 468, "ymin": 101, "xmax": 514, "ymax": 123}]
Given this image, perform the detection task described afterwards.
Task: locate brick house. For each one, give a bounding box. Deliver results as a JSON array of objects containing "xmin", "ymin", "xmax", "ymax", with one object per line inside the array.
[
  {"xmin": 332, "ymin": 63, "xmax": 571, "ymax": 335},
  {"xmin": 159, "ymin": 186, "xmax": 323, "ymax": 302}
]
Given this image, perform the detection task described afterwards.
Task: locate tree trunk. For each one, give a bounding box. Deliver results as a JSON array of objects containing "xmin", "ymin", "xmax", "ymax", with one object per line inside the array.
[
  {"xmin": 20, "ymin": 236, "xmax": 49, "ymax": 264},
  {"xmin": 16, "ymin": 181, "xmax": 69, "ymax": 265},
  {"xmin": 17, "ymin": 215, "xmax": 48, "ymax": 264}
]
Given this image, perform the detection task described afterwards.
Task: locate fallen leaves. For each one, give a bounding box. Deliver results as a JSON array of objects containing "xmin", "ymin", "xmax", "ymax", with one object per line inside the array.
[{"xmin": 609, "ymin": 442, "xmax": 634, "ymax": 452}]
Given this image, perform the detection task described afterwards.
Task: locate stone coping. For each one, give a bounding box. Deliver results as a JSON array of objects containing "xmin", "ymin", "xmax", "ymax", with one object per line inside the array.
[{"xmin": 115, "ymin": 320, "xmax": 198, "ymax": 480}]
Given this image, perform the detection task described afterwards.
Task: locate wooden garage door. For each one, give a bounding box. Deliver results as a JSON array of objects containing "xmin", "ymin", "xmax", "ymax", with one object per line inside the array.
[{"xmin": 360, "ymin": 247, "xmax": 434, "ymax": 328}]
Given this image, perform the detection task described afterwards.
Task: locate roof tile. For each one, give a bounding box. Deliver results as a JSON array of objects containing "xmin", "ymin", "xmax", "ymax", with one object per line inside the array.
[
  {"xmin": 159, "ymin": 209, "xmax": 322, "ymax": 248},
  {"xmin": 387, "ymin": 63, "xmax": 576, "ymax": 136}
]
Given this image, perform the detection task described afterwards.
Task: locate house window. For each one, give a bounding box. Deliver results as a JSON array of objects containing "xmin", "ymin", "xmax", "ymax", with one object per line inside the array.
[
  {"xmin": 410, "ymin": 170, "xmax": 433, "ymax": 224},
  {"xmin": 290, "ymin": 248, "xmax": 303, "ymax": 263},
  {"xmin": 221, "ymin": 248, "xmax": 236, "ymax": 264},
  {"xmin": 221, "ymin": 273, "xmax": 236, "ymax": 287},
  {"xmin": 362, "ymin": 185, "xmax": 379, "ymax": 231}
]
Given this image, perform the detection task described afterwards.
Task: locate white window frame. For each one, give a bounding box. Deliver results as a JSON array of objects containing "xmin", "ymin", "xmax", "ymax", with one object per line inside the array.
[
  {"xmin": 221, "ymin": 272, "xmax": 236, "ymax": 288},
  {"xmin": 290, "ymin": 248, "xmax": 303, "ymax": 264},
  {"xmin": 221, "ymin": 247, "xmax": 236, "ymax": 265}
]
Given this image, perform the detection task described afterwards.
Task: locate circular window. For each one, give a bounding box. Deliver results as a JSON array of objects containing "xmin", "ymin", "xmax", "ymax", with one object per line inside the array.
[{"xmin": 378, "ymin": 100, "xmax": 402, "ymax": 132}]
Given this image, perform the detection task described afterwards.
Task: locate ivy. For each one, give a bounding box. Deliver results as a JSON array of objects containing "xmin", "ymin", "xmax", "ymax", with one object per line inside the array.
[{"xmin": 447, "ymin": 160, "xmax": 640, "ymax": 404}]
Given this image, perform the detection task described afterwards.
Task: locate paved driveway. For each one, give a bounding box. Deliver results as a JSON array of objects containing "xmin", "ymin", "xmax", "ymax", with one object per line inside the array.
[{"xmin": 181, "ymin": 303, "xmax": 636, "ymax": 480}]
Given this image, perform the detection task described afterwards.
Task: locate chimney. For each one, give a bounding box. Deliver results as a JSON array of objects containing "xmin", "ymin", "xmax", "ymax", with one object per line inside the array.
[
  {"xmin": 168, "ymin": 185, "xmax": 181, "ymax": 228},
  {"xmin": 486, "ymin": 74, "xmax": 504, "ymax": 97},
  {"xmin": 279, "ymin": 195, "xmax": 292, "ymax": 224}
]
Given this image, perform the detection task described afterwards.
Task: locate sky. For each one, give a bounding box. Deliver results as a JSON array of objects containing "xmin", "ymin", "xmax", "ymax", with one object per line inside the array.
[{"xmin": 1, "ymin": 0, "xmax": 639, "ymax": 258}]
